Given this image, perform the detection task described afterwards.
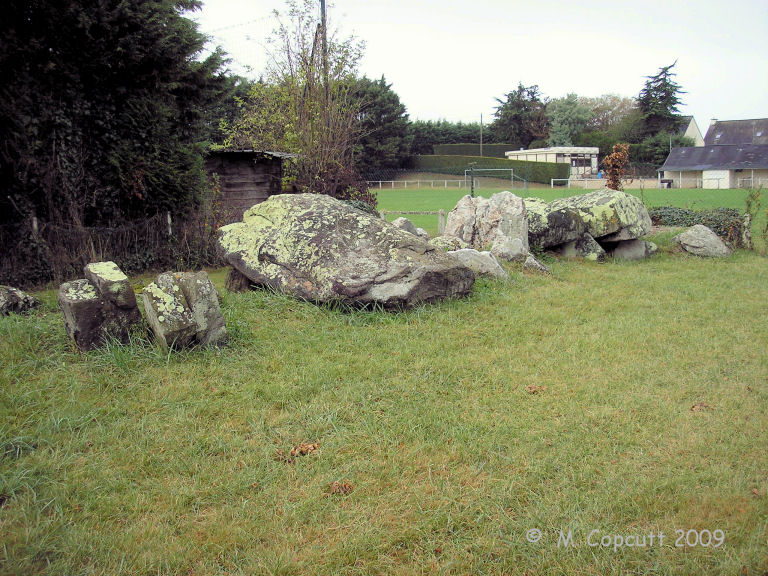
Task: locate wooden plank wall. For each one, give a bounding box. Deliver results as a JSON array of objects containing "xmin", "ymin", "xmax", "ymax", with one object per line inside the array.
[{"xmin": 205, "ymin": 153, "xmax": 283, "ymax": 223}]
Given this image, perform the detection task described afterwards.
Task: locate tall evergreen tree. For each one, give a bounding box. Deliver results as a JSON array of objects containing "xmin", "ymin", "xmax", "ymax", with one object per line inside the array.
[
  {"xmin": 352, "ymin": 76, "xmax": 411, "ymax": 175},
  {"xmin": 490, "ymin": 83, "xmax": 548, "ymax": 149},
  {"xmin": 0, "ymin": 0, "xmax": 228, "ymax": 225},
  {"xmin": 546, "ymin": 94, "xmax": 593, "ymax": 147},
  {"xmin": 637, "ymin": 62, "xmax": 685, "ymax": 137}
]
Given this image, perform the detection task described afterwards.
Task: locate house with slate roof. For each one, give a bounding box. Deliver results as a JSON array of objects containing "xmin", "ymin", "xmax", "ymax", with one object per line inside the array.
[{"xmin": 660, "ymin": 118, "xmax": 768, "ymax": 188}]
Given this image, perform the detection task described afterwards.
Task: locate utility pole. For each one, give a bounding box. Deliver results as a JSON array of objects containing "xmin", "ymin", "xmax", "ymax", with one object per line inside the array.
[{"xmin": 320, "ymin": 0, "xmax": 330, "ymax": 128}]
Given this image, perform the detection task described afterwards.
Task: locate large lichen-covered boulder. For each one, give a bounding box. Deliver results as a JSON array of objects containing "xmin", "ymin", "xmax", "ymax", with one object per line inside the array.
[
  {"xmin": 58, "ymin": 262, "xmax": 143, "ymax": 351},
  {"xmin": 447, "ymin": 249, "xmax": 508, "ymax": 279},
  {"xmin": 217, "ymin": 193, "xmax": 475, "ymax": 308},
  {"xmin": 558, "ymin": 189, "xmax": 651, "ymax": 241},
  {"xmin": 444, "ymin": 191, "xmax": 528, "ymax": 260},
  {"xmin": 526, "ymin": 189, "xmax": 651, "ymax": 249},
  {"xmin": 525, "ymin": 197, "xmax": 585, "ymax": 250},
  {"xmin": 142, "ymin": 273, "xmax": 198, "ymax": 349},
  {"xmin": 674, "ymin": 225, "xmax": 731, "ymax": 258},
  {"xmin": 0, "ymin": 285, "xmax": 39, "ymax": 316}
]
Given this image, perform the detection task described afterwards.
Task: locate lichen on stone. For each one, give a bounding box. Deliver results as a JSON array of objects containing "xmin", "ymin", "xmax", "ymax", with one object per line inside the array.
[{"xmin": 86, "ymin": 261, "xmax": 127, "ymax": 282}]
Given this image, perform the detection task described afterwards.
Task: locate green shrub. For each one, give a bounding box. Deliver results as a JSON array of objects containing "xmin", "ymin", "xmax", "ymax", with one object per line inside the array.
[
  {"xmin": 648, "ymin": 206, "xmax": 751, "ymax": 248},
  {"xmin": 414, "ymin": 155, "xmax": 569, "ymax": 185},
  {"xmin": 433, "ymin": 144, "xmax": 516, "ymax": 158}
]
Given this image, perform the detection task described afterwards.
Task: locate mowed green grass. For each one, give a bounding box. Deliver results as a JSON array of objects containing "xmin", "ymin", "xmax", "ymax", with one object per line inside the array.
[{"xmin": 2, "ymin": 192, "xmax": 768, "ymax": 574}]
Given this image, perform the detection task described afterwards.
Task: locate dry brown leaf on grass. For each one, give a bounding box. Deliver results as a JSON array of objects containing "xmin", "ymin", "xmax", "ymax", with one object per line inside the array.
[
  {"xmin": 525, "ymin": 385, "xmax": 547, "ymax": 394},
  {"xmin": 690, "ymin": 402, "xmax": 713, "ymax": 412},
  {"xmin": 328, "ymin": 481, "xmax": 353, "ymax": 495},
  {"xmin": 290, "ymin": 442, "xmax": 319, "ymax": 457},
  {"xmin": 275, "ymin": 442, "xmax": 320, "ymax": 464}
]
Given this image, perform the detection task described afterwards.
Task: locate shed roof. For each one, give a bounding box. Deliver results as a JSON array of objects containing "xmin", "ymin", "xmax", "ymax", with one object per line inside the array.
[
  {"xmin": 207, "ymin": 149, "xmax": 298, "ymax": 159},
  {"xmin": 704, "ymin": 119, "xmax": 768, "ymax": 146},
  {"xmin": 661, "ymin": 144, "xmax": 768, "ymax": 171}
]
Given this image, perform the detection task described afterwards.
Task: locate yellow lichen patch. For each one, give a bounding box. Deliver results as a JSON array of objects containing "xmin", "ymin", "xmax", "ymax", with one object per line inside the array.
[
  {"xmin": 86, "ymin": 261, "xmax": 127, "ymax": 282},
  {"xmin": 66, "ymin": 281, "xmax": 98, "ymax": 300}
]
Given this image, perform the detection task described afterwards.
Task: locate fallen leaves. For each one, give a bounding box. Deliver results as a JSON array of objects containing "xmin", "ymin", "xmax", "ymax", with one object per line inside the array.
[
  {"xmin": 690, "ymin": 402, "xmax": 713, "ymax": 412},
  {"xmin": 525, "ymin": 385, "xmax": 547, "ymax": 394},
  {"xmin": 275, "ymin": 442, "xmax": 320, "ymax": 464},
  {"xmin": 327, "ymin": 481, "xmax": 354, "ymax": 496}
]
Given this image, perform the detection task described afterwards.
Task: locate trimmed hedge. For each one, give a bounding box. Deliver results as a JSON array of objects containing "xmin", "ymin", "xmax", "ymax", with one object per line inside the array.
[
  {"xmin": 414, "ymin": 155, "xmax": 570, "ymax": 185},
  {"xmin": 433, "ymin": 143, "xmax": 517, "ymax": 158},
  {"xmin": 648, "ymin": 206, "xmax": 751, "ymax": 248}
]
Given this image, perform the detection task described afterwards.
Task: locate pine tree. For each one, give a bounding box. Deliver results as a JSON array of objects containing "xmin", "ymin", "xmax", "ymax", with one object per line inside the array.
[{"xmin": 637, "ymin": 62, "xmax": 685, "ymax": 137}]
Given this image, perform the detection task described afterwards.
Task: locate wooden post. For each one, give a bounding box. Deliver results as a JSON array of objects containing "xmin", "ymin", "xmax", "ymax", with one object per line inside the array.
[{"xmin": 438, "ymin": 210, "xmax": 446, "ymax": 235}]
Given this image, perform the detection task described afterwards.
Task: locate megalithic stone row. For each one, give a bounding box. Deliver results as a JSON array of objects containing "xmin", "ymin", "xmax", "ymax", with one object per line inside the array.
[
  {"xmin": 58, "ymin": 262, "xmax": 142, "ymax": 351},
  {"xmin": 142, "ymin": 270, "xmax": 227, "ymax": 349}
]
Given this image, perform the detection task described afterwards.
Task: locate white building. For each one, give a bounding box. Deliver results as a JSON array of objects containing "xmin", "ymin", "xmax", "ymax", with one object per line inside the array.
[{"xmin": 504, "ymin": 146, "xmax": 599, "ymax": 176}]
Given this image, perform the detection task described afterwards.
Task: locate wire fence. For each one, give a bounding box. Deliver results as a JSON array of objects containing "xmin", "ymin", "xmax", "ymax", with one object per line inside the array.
[{"xmin": 0, "ymin": 212, "xmax": 224, "ymax": 290}]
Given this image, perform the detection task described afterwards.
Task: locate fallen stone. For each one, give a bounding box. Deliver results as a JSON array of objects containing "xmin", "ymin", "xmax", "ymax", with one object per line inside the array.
[
  {"xmin": 0, "ymin": 285, "xmax": 39, "ymax": 316},
  {"xmin": 414, "ymin": 227, "xmax": 430, "ymax": 241},
  {"xmin": 142, "ymin": 273, "xmax": 197, "ymax": 349},
  {"xmin": 217, "ymin": 193, "xmax": 475, "ymax": 308},
  {"xmin": 523, "ymin": 255, "xmax": 551, "ymax": 274},
  {"xmin": 176, "ymin": 271, "xmax": 227, "ymax": 346},
  {"xmin": 606, "ymin": 239, "xmax": 658, "ymax": 260},
  {"xmin": 559, "ymin": 188, "xmax": 651, "ymax": 241},
  {"xmin": 526, "ymin": 189, "xmax": 651, "ymax": 249},
  {"xmin": 429, "ymin": 236, "xmax": 469, "ymax": 252},
  {"xmin": 448, "ymin": 249, "xmax": 508, "ymax": 279},
  {"xmin": 555, "ymin": 233, "xmax": 606, "ymax": 262},
  {"xmin": 84, "ymin": 261, "xmax": 139, "ymax": 311},
  {"xmin": 526, "ymin": 197, "xmax": 585, "ymax": 249},
  {"xmin": 674, "ymin": 224, "xmax": 731, "ymax": 258},
  {"xmin": 391, "ymin": 217, "xmax": 418, "ymax": 235}
]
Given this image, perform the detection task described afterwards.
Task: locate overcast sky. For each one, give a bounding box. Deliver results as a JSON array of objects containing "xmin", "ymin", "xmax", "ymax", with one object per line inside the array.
[{"xmin": 193, "ymin": 0, "xmax": 768, "ymax": 134}]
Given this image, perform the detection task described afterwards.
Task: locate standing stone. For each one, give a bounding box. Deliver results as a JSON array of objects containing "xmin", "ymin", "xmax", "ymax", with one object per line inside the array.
[
  {"xmin": 59, "ymin": 262, "xmax": 142, "ymax": 351},
  {"xmin": 391, "ymin": 217, "xmax": 419, "ymax": 235},
  {"xmin": 554, "ymin": 233, "xmax": 606, "ymax": 262},
  {"xmin": 444, "ymin": 191, "xmax": 529, "ymax": 261},
  {"xmin": 523, "ymin": 255, "xmax": 551, "ymax": 274},
  {"xmin": 674, "ymin": 225, "xmax": 731, "ymax": 258},
  {"xmin": 447, "ymin": 249, "xmax": 508, "ymax": 279},
  {"xmin": 58, "ymin": 279, "xmax": 107, "ymax": 351},
  {"xmin": 0, "ymin": 286, "xmax": 39, "ymax": 316},
  {"xmin": 605, "ymin": 239, "xmax": 658, "ymax": 260},
  {"xmin": 225, "ymin": 267, "xmax": 253, "ymax": 292},
  {"xmin": 83, "ymin": 261, "xmax": 142, "ymax": 334},
  {"xmin": 176, "ymin": 271, "xmax": 227, "ymax": 346},
  {"xmin": 142, "ymin": 273, "xmax": 197, "ymax": 349}
]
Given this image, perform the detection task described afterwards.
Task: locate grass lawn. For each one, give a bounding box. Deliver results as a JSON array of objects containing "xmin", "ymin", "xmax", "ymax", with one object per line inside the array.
[{"xmin": 2, "ymin": 191, "xmax": 767, "ymax": 574}]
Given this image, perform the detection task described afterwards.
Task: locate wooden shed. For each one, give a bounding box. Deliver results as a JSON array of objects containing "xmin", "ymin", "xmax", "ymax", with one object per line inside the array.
[{"xmin": 205, "ymin": 150, "xmax": 295, "ymax": 222}]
